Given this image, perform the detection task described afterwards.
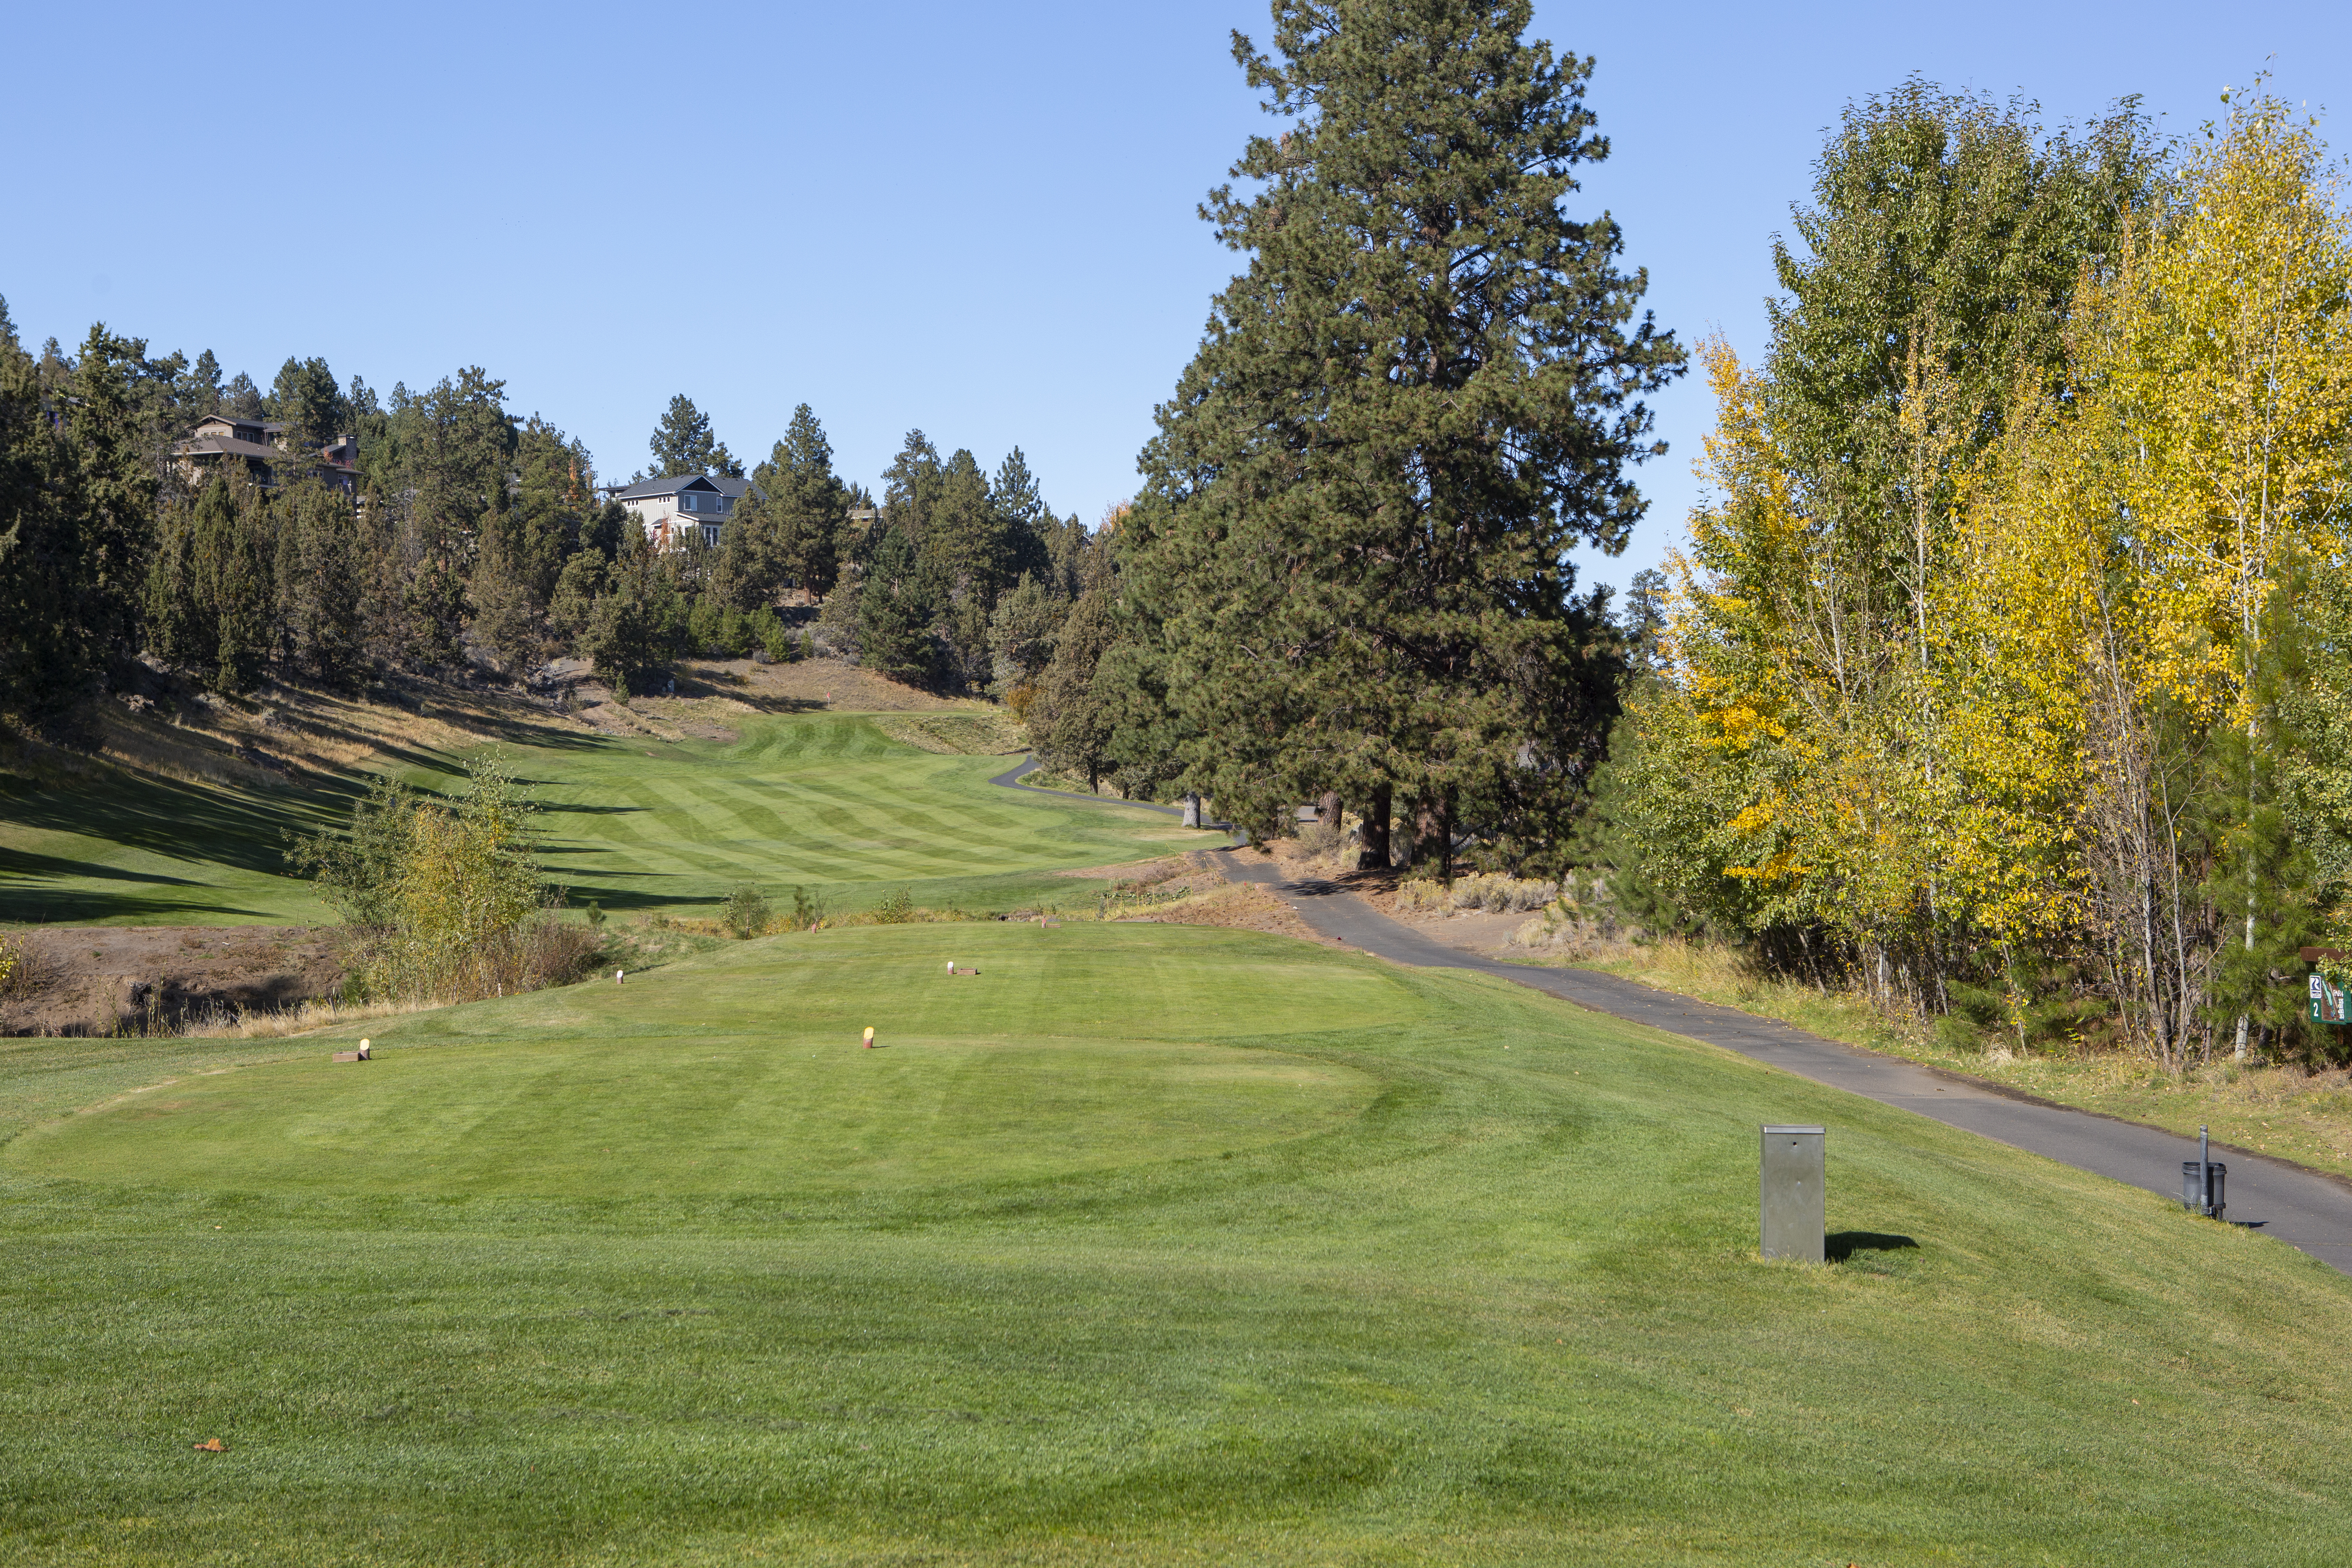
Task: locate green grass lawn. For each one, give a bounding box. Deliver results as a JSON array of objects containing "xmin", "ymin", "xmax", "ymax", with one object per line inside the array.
[
  {"xmin": 0, "ymin": 713, "xmax": 1198, "ymax": 926},
  {"xmin": 5, "ymin": 922, "xmax": 2350, "ymax": 1564}
]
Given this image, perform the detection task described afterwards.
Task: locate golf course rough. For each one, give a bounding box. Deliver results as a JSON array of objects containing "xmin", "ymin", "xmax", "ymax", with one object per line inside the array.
[
  {"xmin": 6, "ymin": 923, "xmax": 2352, "ymax": 1564},
  {"xmin": 0, "ymin": 712, "xmax": 1201, "ymax": 925}
]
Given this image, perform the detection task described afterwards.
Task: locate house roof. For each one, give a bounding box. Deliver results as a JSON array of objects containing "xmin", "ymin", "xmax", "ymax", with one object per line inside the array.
[
  {"xmin": 175, "ymin": 434, "xmax": 283, "ymax": 461},
  {"xmin": 608, "ymin": 472, "xmax": 756, "ymax": 501},
  {"xmin": 173, "ymin": 434, "xmax": 357, "ymax": 472}
]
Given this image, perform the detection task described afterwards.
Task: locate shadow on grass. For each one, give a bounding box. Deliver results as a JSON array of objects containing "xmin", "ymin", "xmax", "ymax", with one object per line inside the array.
[{"xmin": 1827, "ymin": 1231, "xmax": 1920, "ymax": 1263}]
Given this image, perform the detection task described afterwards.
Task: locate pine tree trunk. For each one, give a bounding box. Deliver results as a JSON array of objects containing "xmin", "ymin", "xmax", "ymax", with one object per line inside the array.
[
  {"xmin": 1358, "ymin": 782, "xmax": 1392, "ymax": 870},
  {"xmin": 1411, "ymin": 793, "xmax": 1442, "ymax": 869},
  {"xmin": 1439, "ymin": 787, "xmax": 1457, "ymax": 891}
]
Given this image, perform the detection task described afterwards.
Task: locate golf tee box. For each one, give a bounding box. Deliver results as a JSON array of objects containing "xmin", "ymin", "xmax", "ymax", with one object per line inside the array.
[{"xmin": 1760, "ymin": 1125, "xmax": 1826, "ymax": 1263}]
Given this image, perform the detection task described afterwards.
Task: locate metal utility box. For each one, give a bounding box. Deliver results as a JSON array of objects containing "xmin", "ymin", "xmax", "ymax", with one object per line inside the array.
[
  {"xmin": 2181, "ymin": 1159, "xmax": 2227, "ymax": 1220},
  {"xmin": 1760, "ymin": 1125, "xmax": 1826, "ymax": 1262}
]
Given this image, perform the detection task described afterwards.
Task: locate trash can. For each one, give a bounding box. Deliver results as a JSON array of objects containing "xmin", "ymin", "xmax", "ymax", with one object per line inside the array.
[
  {"xmin": 2181, "ymin": 1160, "xmax": 2227, "ymax": 1221},
  {"xmin": 1760, "ymin": 1125, "xmax": 1826, "ymax": 1262}
]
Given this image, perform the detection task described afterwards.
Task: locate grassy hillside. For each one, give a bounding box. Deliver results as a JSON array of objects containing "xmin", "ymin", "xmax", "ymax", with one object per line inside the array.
[
  {"xmin": 0, "ymin": 707, "xmax": 1196, "ymax": 927},
  {"xmin": 4, "ymin": 922, "xmax": 2349, "ymax": 1563}
]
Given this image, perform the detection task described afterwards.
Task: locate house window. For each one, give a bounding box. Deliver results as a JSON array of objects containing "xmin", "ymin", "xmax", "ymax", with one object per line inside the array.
[
  {"xmin": 702, "ymin": 523, "xmax": 721, "ymax": 548},
  {"xmin": 680, "ymin": 492, "xmax": 697, "ymax": 512}
]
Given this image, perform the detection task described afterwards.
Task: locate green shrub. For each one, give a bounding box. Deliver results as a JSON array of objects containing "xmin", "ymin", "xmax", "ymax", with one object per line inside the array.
[
  {"xmin": 1931, "ymin": 1014, "xmax": 1985, "ymax": 1054},
  {"xmin": 724, "ymin": 884, "xmax": 772, "ymax": 939},
  {"xmin": 748, "ymin": 606, "xmax": 795, "ymax": 662},
  {"xmin": 873, "ymin": 887, "xmax": 915, "ymax": 924}
]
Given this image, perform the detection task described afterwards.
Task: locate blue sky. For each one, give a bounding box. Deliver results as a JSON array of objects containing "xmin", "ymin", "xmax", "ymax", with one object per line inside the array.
[{"xmin": 5, "ymin": 2, "xmax": 2348, "ymax": 601}]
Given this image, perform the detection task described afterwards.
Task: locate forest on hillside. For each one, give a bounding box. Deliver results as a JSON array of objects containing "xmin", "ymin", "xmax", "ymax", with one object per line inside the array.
[{"xmin": 0, "ymin": 320, "xmax": 1120, "ymax": 759}]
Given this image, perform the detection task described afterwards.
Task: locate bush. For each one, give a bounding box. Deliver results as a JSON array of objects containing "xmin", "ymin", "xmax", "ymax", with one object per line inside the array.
[
  {"xmin": 1394, "ymin": 872, "xmax": 1559, "ymax": 915},
  {"xmin": 724, "ymin": 884, "xmax": 772, "ymax": 939},
  {"xmin": 786, "ymin": 885, "xmax": 829, "ymax": 931},
  {"xmin": 872, "ymin": 887, "xmax": 915, "ymax": 924},
  {"xmin": 748, "ymin": 606, "xmax": 795, "ymax": 663},
  {"xmin": 1297, "ymin": 819, "xmax": 1347, "ymax": 859},
  {"xmin": 290, "ymin": 754, "xmax": 579, "ymax": 1003},
  {"xmin": 0, "ymin": 932, "xmax": 26, "ymax": 999}
]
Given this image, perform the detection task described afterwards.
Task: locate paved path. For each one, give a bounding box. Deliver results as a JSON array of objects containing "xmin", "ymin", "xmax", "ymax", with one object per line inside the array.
[
  {"xmin": 985, "ymin": 755, "xmax": 2352, "ymax": 1275},
  {"xmin": 986, "ymin": 757, "xmax": 1236, "ymax": 835}
]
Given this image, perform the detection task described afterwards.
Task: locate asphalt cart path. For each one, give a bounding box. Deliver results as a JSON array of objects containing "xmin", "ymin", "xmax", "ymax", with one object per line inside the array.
[
  {"xmin": 984, "ymin": 756, "xmax": 2352, "ymax": 1275},
  {"xmin": 1213, "ymin": 854, "xmax": 2352, "ymax": 1276}
]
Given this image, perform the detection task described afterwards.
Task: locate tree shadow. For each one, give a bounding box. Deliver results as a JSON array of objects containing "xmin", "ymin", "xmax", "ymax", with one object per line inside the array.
[{"xmin": 1827, "ymin": 1231, "xmax": 1920, "ymax": 1263}]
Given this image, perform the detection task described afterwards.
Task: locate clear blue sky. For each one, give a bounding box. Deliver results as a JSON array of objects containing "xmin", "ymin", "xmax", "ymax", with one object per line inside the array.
[{"xmin": 5, "ymin": 2, "xmax": 2347, "ymax": 600}]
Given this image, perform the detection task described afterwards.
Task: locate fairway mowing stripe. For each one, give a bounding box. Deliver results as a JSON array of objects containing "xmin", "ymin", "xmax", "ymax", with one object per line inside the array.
[
  {"xmin": 690, "ymin": 780, "xmax": 802, "ymax": 844},
  {"xmin": 691, "ymin": 780, "xmax": 978, "ymax": 870},
  {"xmin": 783, "ymin": 779, "xmax": 1059, "ymax": 866},
  {"xmin": 552, "ymin": 782, "xmax": 953, "ymax": 888}
]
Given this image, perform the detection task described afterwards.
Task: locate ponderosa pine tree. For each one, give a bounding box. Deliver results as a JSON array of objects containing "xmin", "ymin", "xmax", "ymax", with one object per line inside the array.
[
  {"xmin": 880, "ymin": 431, "xmax": 943, "ymax": 547},
  {"xmin": 1033, "ymin": 584, "xmax": 1122, "ymax": 791},
  {"xmin": 649, "ymin": 394, "xmax": 724, "ymax": 477},
  {"xmin": 180, "ymin": 349, "xmax": 225, "ymax": 420},
  {"xmin": 267, "ymin": 355, "xmax": 347, "ymax": 450},
  {"xmin": 0, "ymin": 303, "xmax": 82, "ymax": 732},
  {"xmin": 275, "ymin": 478, "xmax": 365, "ymax": 686},
  {"xmin": 856, "ymin": 523, "xmax": 940, "ymax": 686},
  {"xmin": 220, "ymin": 372, "xmax": 264, "ymax": 419},
  {"xmin": 510, "ymin": 416, "xmax": 595, "ymax": 606},
  {"xmin": 728, "ymin": 404, "xmax": 849, "ymax": 604},
  {"xmin": 583, "ymin": 527, "xmax": 688, "ymax": 694},
  {"xmin": 1120, "ymin": 0, "xmax": 1680, "ymax": 866}
]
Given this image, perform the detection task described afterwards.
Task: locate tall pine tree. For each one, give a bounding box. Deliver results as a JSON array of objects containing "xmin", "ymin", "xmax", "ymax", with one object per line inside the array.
[{"xmin": 1120, "ymin": 0, "xmax": 1680, "ymax": 866}]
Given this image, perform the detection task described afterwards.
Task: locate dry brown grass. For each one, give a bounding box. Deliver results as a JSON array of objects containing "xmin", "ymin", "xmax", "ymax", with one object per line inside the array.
[{"xmin": 174, "ymin": 996, "xmax": 436, "ymax": 1040}]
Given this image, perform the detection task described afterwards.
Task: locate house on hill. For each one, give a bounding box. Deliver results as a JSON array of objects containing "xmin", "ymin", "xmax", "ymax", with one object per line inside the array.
[
  {"xmin": 172, "ymin": 414, "xmax": 359, "ymax": 494},
  {"xmin": 606, "ymin": 472, "xmax": 758, "ymax": 550}
]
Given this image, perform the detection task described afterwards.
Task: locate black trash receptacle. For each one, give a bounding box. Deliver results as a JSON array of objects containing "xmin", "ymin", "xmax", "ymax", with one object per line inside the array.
[{"xmin": 2181, "ymin": 1160, "xmax": 2227, "ymax": 1220}]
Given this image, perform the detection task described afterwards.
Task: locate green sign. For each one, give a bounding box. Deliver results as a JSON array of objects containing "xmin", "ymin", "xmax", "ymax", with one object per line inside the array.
[{"xmin": 2310, "ymin": 973, "xmax": 2346, "ymax": 1025}]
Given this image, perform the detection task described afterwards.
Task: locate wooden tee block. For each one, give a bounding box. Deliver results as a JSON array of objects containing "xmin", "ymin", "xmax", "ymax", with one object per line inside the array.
[{"xmin": 332, "ymin": 1051, "xmax": 365, "ymax": 1063}]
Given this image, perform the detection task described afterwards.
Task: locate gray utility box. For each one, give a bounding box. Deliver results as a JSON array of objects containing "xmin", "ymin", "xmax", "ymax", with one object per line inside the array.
[{"xmin": 1760, "ymin": 1125, "xmax": 1826, "ymax": 1262}]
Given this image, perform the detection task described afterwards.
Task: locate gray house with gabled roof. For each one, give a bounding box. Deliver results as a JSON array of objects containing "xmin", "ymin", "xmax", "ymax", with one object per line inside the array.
[{"xmin": 605, "ymin": 472, "xmax": 759, "ymax": 550}]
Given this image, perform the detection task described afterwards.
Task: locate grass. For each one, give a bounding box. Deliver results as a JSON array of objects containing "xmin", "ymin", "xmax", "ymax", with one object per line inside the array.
[
  {"xmin": 1573, "ymin": 937, "xmax": 2352, "ymax": 1187},
  {"xmin": 4, "ymin": 921, "xmax": 2351, "ymax": 1563},
  {"xmin": 0, "ymin": 711, "xmax": 1200, "ymax": 927}
]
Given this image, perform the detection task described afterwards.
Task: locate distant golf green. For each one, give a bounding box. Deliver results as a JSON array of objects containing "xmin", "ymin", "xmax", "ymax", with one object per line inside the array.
[
  {"xmin": 0, "ymin": 712, "xmax": 1196, "ymax": 925},
  {"xmin": 5, "ymin": 921, "xmax": 2351, "ymax": 1563}
]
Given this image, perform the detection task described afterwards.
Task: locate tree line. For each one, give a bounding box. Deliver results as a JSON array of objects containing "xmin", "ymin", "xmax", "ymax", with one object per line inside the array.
[
  {"xmin": 1618, "ymin": 82, "xmax": 2352, "ymax": 1067},
  {"xmin": 0, "ymin": 305, "xmax": 1102, "ymax": 726}
]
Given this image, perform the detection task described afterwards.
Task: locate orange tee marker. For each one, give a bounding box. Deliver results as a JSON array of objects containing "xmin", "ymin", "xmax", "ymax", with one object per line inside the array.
[{"xmin": 862, "ymin": 1026, "xmax": 876, "ymax": 1049}]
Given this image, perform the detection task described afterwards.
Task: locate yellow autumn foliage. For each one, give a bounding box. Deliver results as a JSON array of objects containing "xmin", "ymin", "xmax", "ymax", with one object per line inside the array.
[{"xmin": 1629, "ymin": 92, "xmax": 2352, "ymax": 1058}]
